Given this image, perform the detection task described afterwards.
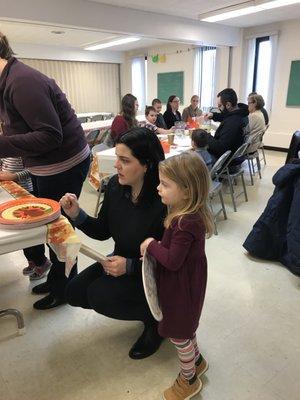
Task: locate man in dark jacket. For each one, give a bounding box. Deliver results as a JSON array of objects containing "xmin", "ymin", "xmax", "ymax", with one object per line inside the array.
[{"xmin": 205, "ymin": 88, "xmax": 249, "ymax": 159}]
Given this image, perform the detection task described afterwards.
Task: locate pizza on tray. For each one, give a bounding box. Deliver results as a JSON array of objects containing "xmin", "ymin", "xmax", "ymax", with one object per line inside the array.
[{"xmin": 0, "ymin": 197, "xmax": 61, "ymax": 228}]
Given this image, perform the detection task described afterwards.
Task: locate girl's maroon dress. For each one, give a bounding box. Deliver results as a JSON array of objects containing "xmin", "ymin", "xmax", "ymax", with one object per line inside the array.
[{"xmin": 148, "ymin": 214, "xmax": 207, "ymax": 339}]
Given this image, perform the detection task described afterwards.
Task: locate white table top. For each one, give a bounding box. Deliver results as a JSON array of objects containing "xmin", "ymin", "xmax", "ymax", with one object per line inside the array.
[
  {"xmin": 77, "ymin": 112, "xmax": 112, "ymax": 118},
  {"xmin": 0, "ymin": 188, "xmax": 47, "ymax": 255},
  {"xmin": 95, "ymin": 135, "xmax": 192, "ymax": 174},
  {"xmin": 82, "ymin": 114, "xmax": 146, "ymax": 133}
]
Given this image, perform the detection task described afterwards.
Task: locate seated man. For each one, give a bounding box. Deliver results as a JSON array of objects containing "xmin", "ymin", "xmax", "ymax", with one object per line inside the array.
[
  {"xmin": 205, "ymin": 88, "xmax": 249, "ymax": 159},
  {"xmin": 191, "ymin": 129, "xmax": 214, "ymax": 170}
]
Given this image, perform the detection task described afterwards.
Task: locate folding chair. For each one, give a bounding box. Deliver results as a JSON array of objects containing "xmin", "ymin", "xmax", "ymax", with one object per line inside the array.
[
  {"xmin": 209, "ymin": 150, "xmax": 231, "ymax": 235},
  {"xmin": 86, "ymin": 129, "xmax": 101, "ymax": 149},
  {"xmin": 245, "ymin": 132, "xmax": 263, "ymax": 185},
  {"xmin": 258, "ymin": 124, "xmax": 269, "ymax": 165},
  {"xmin": 217, "ymin": 143, "xmax": 249, "ymax": 212}
]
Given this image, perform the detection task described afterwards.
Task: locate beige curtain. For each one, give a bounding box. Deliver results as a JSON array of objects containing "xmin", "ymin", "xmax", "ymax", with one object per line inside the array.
[{"xmin": 20, "ymin": 59, "xmax": 120, "ymax": 115}]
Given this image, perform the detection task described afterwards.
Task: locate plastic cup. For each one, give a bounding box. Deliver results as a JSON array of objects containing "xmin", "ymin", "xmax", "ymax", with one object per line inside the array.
[
  {"xmin": 161, "ymin": 141, "xmax": 170, "ymax": 153},
  {"xmin": 167, "ymin": 134, "xmax": 175, "ymax": 145}
]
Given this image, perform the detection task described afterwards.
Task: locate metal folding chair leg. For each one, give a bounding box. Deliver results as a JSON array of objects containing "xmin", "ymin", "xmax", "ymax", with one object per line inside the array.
[
  {"xmin": 228, "ymin": 176, "xmax": 237, "ymax": 212},
  {"xmin": 261, "ymin": 145, "xmax": 267, "ymax": 165},
  {"xmin": 256, "ymin": 156, "xmax": 262, "ymax": 179},
  {"xmin": 241, "ymin": 173, "xmax": 248, "ymax": 202},
  {"xmin": 209, "ymin": 199, "xmax": 218, "ymax": 235},
  {"xmin": 247, "ymin": 158, "xmax": 254, "ymax": 185},
  {"xmin": 0, "ymin": 308, "xmax": 25, "ymax": 334},
  {"xmin": 218, "ymin": 190, "xmax": 227, "ymax": 220}
]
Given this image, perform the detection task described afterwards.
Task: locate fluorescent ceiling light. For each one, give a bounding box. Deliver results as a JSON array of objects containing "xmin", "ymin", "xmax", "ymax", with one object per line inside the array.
[
  {"xmin": 85, "ymin": 37, "xmax": 140, "ymax": 50},
  {"xmin": 201, "ymin": 0, "xmax": 300, "ymax": 22}
]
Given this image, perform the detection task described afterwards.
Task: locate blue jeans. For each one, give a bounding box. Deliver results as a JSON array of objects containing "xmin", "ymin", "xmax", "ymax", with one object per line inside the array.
[{"xmin": 30, "ymin": 156, "xmax": 90, "ymax": 298}]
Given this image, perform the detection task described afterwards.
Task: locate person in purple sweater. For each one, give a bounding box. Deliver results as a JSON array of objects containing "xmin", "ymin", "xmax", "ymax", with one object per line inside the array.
[
  {"xmin": 0, "ymin": 33, "xmax": 90, "ymax": 310},
  {"xmin": 140, "ymin": 152, "xmax": 213, "ymax": 400}
]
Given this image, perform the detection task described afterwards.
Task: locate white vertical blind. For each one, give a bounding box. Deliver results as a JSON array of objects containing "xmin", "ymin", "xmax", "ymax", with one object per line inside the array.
[
  {"xmin": 20, "ymin": 59, "xmax": 120, "ymax": 114},
  {"xmin": 244, "ymin": 38, "xmax": 256, "ymax": 102},
  {"xmin": 131, "ymin": 57, "xmax": 146, "ymax": 113},
  {"xmin": 193, "ymin": 47, "xmax": 216, "ymax": 111}
]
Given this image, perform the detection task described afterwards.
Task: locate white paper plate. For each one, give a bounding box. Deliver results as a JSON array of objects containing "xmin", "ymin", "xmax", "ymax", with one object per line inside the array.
[{"xmin": 142, "ymin": 251, "xmax": 163, "ymax": 321}]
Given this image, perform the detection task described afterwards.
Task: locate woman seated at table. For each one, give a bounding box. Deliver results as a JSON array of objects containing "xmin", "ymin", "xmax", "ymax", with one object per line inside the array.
[
  {"xmin": 110, "ymin": 93, "xmax": 139, "ymax": 144},
  {"xmin": 182, "ymin": 95, "xmax": 203, "ymax": 123},
  {"xmin": 142, "ymin": 106, "xmax": 173, "ymax": 135},
  {"xmin": 245, "ymin": 93, "xmax": 266, "ymax": 153},
  {"xmin": 60, "ymin": 128, "xmax": 166, "ymax": 360},
  {"xmin": 163, "ymin": 95, "xmax": 182, "ymax": 129}
]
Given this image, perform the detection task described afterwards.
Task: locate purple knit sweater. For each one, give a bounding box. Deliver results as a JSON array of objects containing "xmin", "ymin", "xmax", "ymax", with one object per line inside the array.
[{"xmin": 0, "ymin": 58, "xmax": 88, "ymax": 169}]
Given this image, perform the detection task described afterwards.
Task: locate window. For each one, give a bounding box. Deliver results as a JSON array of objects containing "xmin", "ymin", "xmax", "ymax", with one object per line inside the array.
[
  {"xmin": 245, "ymin": 33, "xmax": 277, "ymax": 111},
  {"xmin": 252, "ymin": 36, "xmax": 271, "ymax": 102},
  {"xmin": 194, "ymin": 46, "xmax": 216, "ymax": 111},
  {"xmin": 131, "ymin": 57, "xmax": 147, "ymax": 114}
]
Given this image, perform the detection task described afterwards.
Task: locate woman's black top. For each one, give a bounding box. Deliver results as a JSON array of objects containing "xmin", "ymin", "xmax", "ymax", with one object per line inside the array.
[
  {"xmin": 75, "ymin": 175, "xmax": 166, "ymax": 275},
  {"xmin": 163, "ymin": 109, "xmax": 182, "ymax": 129}
]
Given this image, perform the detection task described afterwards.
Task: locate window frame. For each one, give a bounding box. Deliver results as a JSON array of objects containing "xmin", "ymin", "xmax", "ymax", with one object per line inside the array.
[{"xmin": 252, "ymin": 36, "xmax": 270, "ymax": 92}]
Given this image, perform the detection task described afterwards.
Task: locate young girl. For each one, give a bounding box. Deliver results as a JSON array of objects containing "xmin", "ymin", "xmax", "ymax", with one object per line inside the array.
[{"xmin": 140, "ymin": 151, "xmax": 213, "ymax": 400}]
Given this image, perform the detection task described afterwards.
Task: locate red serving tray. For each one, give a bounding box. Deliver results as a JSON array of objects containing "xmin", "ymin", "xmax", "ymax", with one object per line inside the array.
[{"xmin": 0, "ymin": 197, "xmax": 61, "ymax": 230}]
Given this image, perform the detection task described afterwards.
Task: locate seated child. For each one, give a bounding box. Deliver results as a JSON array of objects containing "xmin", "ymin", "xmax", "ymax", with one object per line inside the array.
[
  {"xmin": 191, "ymin": 129, "xmax": 214, "ymax": 170},
  {"xmin": 0, "ymin": 158, "xmax": 51, "ymax": 280},
  {"xmin": 143, "ymin": 106, "xmax": 173, "ymax": 135},
  {"xmin": 152, "ymin": 98, "xmax": 167, "ymax": 129}
]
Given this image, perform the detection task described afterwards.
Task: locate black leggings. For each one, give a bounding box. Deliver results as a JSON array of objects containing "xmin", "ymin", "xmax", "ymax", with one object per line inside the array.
[{"xmin": 65, "ymin": 262, "xmax": 155, "ymax": 324}]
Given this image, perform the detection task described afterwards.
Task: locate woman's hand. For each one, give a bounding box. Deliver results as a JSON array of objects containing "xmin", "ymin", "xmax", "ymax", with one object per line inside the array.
[
  {"xmin": 101, "ymin": 256, "xmax": 126, "ymax": 277},
  {"xmin": 59, "ymin": 193, "xmax": 80, "ymax": 220},
  {"xmin": 0, "ymin": 171, "xmax": 17, "ymax": 181},
  {"xmin": 140, "ymin": 237, "xmax": 155, "ymax": 257}
]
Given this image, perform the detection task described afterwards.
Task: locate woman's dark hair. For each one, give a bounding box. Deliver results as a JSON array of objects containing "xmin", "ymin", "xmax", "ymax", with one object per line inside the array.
[
  {"xmin": 0, "ymin": 32, "xmax": 14, "ymax": 60},
  {"xmin": 145, "ymin": 106, "xmax": 156, "ymax": 116},
  {"xmin": 217, "ymin": 88, "xmax": 238, "ymax": 107},
  {"xmin": 166, "ymin": 95, "xmax": 178, "ymax": 112},
  {"xmin": 121, "ymin": 93, "xmax": 138, "ymax": 129},
  {"xmin": 116, "ymin": 127, "xmax": 165, "ymax": 203}
]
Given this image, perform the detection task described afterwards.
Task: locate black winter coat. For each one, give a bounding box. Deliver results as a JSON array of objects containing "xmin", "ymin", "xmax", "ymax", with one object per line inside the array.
[
  {"xmin": 207, "ymin": 103, "xmax": 249, "ymax": 158},
  {"xmin": 243, "ymin": 162, "xmax": 300, "ymax": 276}
]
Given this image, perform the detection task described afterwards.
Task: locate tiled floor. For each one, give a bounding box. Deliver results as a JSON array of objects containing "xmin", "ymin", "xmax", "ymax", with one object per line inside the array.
[{"xmin": 0, "ymin": 150, "xmax": 299, "ymax": 400}]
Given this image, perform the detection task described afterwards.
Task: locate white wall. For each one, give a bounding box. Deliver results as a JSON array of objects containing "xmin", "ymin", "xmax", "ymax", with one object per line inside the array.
[
  {"xmin": 231, "ymin": 19, "xmax": 300, "ymax": 149},
  {"xmin": 121, "ymin": 43, "xmax": 230, "ymax": 113}
]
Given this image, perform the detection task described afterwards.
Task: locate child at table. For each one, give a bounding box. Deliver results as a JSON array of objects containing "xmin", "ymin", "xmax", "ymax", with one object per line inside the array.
[
  {"xmin": 191, "ymin": 129, "xmax": 214, "ymax": 170},
  {"xmin": 140, "ymin": 152, "xmax": 213, "ymax": 400},
  {"xmin": 0, "ymin": 157, "xmax": 51, "ymax": 280},
  {"xmin": 143, "ymin": 106, "xmax": 173, "ymax": 135}
]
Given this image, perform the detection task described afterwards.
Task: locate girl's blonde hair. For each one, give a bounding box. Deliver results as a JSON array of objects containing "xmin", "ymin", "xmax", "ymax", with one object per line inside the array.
[{"xmin": 159, "ymin": 151, "xmax": 214, "ymax": 237}]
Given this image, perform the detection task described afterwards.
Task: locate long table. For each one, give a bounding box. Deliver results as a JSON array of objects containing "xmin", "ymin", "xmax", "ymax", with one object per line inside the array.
[
  {"xmin": 81, "ymin": 114, "xmax": 146, "ymax": 134},
  {"xmin": 77, "ymin": 112, "xmax": 113, "ymax": 123},
  {"xmin": 0, "ymin": 182, "xmax": 81, "ymax": 276},
  {"xmin": 95, "ymin": 135, "xmax": 192, "ymax": 176}
]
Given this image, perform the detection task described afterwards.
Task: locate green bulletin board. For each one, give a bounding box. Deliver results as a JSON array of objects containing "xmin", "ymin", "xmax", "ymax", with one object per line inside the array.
[
  {"xmin": 157, "ymin": 71, "xmax": 184, "ymax": 104},
  {"xmin": 286, "ymin": 60, "xmax": 300, "ymax": 106}
]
